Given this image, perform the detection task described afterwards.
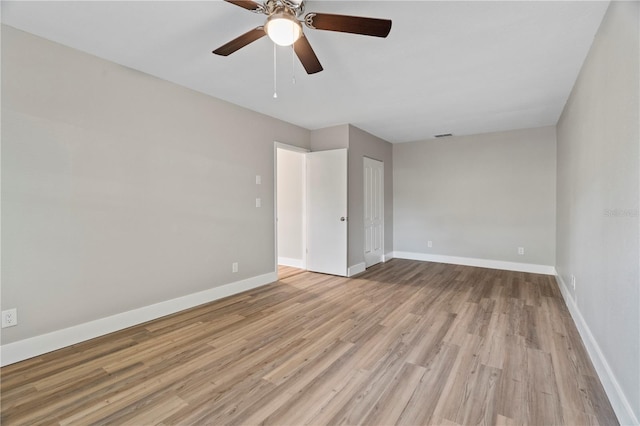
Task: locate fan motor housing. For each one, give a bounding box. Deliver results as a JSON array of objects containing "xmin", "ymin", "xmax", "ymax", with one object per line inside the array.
[{"xmin": 266, "ymin": 0, "xmax": 305, "ymax": 17}]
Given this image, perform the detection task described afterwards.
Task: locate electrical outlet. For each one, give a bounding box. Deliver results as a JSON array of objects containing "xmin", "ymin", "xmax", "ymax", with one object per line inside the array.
[
  {"xmin": 232, "ymin": 262, "xmax": 238, "ymax": 273},
  {"xmin": 256, "ymin": 198, "xmax": 261, "ymax": 208},
  {"xmin": 2, "ymin": 309, "xmax": 18, "ymax": 328},
  {"xmin": 427, "ymin": 240, "xmax": 433, "ymax": 248},
  {"xmin": 256, "ymin": 175, "xmax": 261, "ymax": 185},
  {"xmin": 517, "ymin": 247, "xmax": 525, "ymax": 256}
]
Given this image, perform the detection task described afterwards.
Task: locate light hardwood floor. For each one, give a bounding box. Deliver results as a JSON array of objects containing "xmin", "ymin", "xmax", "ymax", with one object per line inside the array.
[
  {"xmin": 278, "ymin": 265, "xmax": 307, "ymax": 280},
  {"xmin": 1, "ymin": 259, "xmax": 618, "ymax": 425}
]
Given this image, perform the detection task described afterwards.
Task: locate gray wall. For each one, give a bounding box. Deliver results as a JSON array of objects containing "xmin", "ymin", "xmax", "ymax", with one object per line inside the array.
[
  {"xmin": 394, "ymin": 126, "xmax": 556, "ymax": 266},
  {"xmin": 347, "ymin": 125, "xmax": 393, "ymax": 267},
  {"xmin": 556, "ymin": 1, "xmax": 639, "ymax": 422},
  {"xmin": 1, "ymin": 25, "xmax": 310, "ymax": 343},
  {"xmin": 310, "ymin": 124, "xmax": 349, "ymax": 151},
  {"xmin": 276, "ymin": 148, "xmax": 305, "ymax": 264}
]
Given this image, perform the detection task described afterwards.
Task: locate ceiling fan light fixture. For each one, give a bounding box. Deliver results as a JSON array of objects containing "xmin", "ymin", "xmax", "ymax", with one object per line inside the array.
[
  {"xmin": 215, "ymin": 0, "xmax": 392, "ymax": 75},
  {"xmin": 265, "ymin": 10, "xmax": 302, "ymax": 46}
]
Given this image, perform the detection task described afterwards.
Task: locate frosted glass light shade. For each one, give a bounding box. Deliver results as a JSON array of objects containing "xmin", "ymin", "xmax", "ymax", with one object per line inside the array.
[{"xmin": 265, "ymin": 13, "xmax": 302, "ymax": 46}]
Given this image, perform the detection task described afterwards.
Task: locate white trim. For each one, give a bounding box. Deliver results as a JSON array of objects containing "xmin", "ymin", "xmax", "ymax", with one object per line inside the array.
[
  {"xmin": 392, "ymin": 251, "xmax": 555, "ymax": 275},
  {"xmin": 348, "ymin": 262, "xmax": 366, "ymax": 277},
  {"xmin": 0, "ymin": 272, "xmax": 277, "ymax": 367},
  {"xmin": 556, "ymin": 274, "xmax": 638, "ymax": 426},
  {"xmin": 277, "ymin": 257, "xmax": 304, "ymax": 269},
  {"xmin": 383, "ymin": 252, "xmax": 394, "ymax": 262},
  {"xmin": 274, "ymin": 142, "xmax": 309, "ymax": 153}
]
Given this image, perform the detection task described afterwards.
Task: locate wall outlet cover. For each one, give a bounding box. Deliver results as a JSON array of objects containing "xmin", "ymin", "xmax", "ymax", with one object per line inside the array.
[{"xmin": 2, "ymin": 309, "xmax": 18, "ymax": 328}]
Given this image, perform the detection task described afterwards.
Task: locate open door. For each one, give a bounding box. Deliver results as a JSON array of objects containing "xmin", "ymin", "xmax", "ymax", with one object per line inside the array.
[{"xmin": 306, "ymin": 149, "xmax": 348, "ymax": 276}]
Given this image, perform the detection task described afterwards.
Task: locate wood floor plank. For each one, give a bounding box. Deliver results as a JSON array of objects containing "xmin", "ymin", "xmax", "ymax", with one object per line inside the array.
[
  {"xmin": 299, "ymin": 370, "xmax": 370, "ymax": 425},
  {"xmin": 431, "ymin": 332, "xmax": 484, "ymax": 423},
  {"xmin": 0, "ymin": 259, "xmax": 618, "ymax": 425},
  {"xmin": 361, "ymin": 362, "xmax": 426, "ymax": 426},
  {"xmin": 324, "ymin": 340, "xmax": 411, "ymax": 425},
  {"xmin": 396, "ymin": 342, "xmax": 460, "ymax": 425}
]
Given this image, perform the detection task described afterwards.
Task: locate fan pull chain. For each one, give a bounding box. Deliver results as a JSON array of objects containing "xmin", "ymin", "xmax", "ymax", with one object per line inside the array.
[{"xmin": 273, "ymin": 43, "xmax": 278, "ymax": 99}]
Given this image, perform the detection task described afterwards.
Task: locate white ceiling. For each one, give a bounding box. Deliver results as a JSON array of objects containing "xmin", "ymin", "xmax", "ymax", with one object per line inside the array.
[{"xmin": 1, "ymin": 1, "xmax": 609, "ymax": 143}]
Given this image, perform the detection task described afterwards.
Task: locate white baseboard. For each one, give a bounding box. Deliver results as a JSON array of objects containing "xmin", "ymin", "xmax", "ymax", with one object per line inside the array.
[
  {"xmin": 348, "ymin": 262, "xmax": 366, "ymax": 277},
  {"xmin": 556, "ymin": 274, "xmax": 638, "ymax": 426},
  {"xmin": 0, "ymin": 272, "xmax": 277, "ymax": 367},
  {"xmin": 383, "ymin": 252, "xmax": 394, "ymax": 262},
  {"xmin": 277, "ymin": 257, "xmax": 304, "ymax": 269},
  {"xmin": 392, "ymin": 251, "xmax": 555, "ymax": 275}
]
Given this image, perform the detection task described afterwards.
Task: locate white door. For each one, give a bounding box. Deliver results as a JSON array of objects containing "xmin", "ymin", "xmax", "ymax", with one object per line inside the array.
[
  {"xmin": 306, "ymin": 149, "xmax": 348, "ymax": 276},
  {"xmin": 364, "ymin": 157, "xmax": 384, "ymax": 268}
]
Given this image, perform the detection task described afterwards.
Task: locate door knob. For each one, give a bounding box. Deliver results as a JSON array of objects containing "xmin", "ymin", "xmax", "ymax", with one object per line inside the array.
[{"xmin": 340, "ymin": 217, "xmax": 347, "ymax": 222}]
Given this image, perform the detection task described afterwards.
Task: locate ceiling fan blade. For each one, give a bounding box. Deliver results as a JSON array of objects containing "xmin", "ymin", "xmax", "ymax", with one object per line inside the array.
[
  {"xmin": 224, "ymin": 0, "xmax": 265, "ymax": 13},
  {"xmin": 294, "ymin": 35, "xmax": 323, "ymax": 74},
  {"xmin": 212, "ymin": 27, "xmax": 266, "ymax": 56},
  {"xmin": 304, "ymin": 13, "xmax": 392, "ymax": 38}
]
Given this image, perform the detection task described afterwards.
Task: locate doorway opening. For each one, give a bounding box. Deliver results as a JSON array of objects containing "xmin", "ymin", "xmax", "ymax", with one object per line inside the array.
[
  {"xmin": 275, "ymin": 143, "xmax": 349, "ymax": 279},
  {"xmin": 275, "ymin": 143, "xmax": 307, "ymax": 280}
]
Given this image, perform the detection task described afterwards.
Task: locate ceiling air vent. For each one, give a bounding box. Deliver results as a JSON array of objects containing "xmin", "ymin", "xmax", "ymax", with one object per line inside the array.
[{"xmin": 435, "ymin": 133, "xmax": 453, "ymax": 138}]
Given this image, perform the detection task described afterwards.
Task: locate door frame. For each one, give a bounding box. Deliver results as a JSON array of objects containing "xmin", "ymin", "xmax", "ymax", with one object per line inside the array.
[{"xmin": 274, "ymin": 142, "xmax": 309, "ymax": 273}]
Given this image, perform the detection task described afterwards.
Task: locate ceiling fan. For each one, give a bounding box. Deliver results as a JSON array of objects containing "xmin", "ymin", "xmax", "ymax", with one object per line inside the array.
[{"xmin": 212, "ymin": 0, "xmax": 392, "ymax": 74}]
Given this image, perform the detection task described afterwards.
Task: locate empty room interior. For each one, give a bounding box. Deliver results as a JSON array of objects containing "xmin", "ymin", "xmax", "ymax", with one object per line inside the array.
[{"xmin": 1, "ymin": 1, "xmax": 639, "ymax": 425}]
